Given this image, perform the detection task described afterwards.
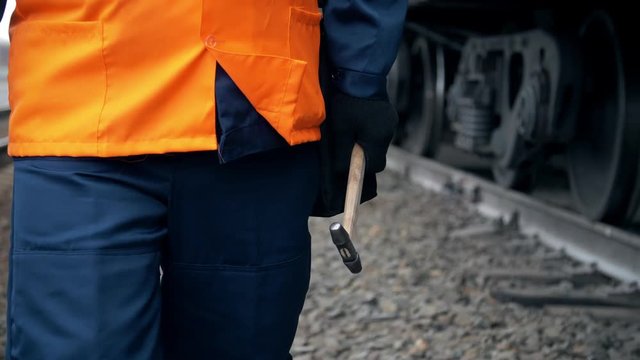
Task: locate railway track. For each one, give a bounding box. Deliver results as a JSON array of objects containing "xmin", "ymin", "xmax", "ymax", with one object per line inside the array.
[{"xmin": 387, "ymin": 146, "xmax": 640, "ymax": 284}]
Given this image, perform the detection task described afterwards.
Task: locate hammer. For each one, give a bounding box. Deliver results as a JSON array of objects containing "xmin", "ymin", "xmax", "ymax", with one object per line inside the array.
[{"xmin": 330, "ymin": 143, "xmax": 365, "ymax": 274}]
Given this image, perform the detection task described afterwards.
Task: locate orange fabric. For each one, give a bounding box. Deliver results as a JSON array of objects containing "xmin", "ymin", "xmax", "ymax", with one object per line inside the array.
[{"xmin": 7, "ymin": 0, "xmax": 325, "ymax": 157}]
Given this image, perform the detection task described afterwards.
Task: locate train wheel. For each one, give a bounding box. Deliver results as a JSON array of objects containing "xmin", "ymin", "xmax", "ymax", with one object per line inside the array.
[
  {"xmin": 567, "ymin": 12, "xmax": 639, "ymax": 222},
  {"xmin": 396, "ymin": 37, "xmax": 446, "ymax": 157}
]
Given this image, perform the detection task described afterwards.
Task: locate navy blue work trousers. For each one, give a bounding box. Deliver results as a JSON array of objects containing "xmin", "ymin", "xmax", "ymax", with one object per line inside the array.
[{"xmin": 5, "ymin": 144, "xmax": 319, "ymax": 359}]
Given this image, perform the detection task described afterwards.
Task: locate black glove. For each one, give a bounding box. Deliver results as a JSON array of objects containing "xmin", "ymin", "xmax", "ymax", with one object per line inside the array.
[
  {"xmin": 311, "ymin": 88, "xmax": 399, "ymax": 217},
  {"xmin": 329, "ymin": 91, "xmax": 399, "ymax": 175}
]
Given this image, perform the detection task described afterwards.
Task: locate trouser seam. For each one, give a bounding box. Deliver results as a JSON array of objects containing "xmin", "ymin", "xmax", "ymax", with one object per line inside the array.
[
  {"xmin": 11, "ymin": 247, "xmax": 158, "ymax": 256},
  {"xmin": 168, "ymin": 253, "xmax": 305, "ymax": 273},
  {"xmin": 6, "ymin": 173, "xmax": 16, "ymax": 360}
]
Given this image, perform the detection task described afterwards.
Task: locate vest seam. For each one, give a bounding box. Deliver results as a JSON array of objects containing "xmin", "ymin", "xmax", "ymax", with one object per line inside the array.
[
  {"xmin": 9, "ymin": 136, "xmax": 221, "ymax": 144},
  {"xmin": 96, "ymin": 21, "xmax": 109, "ymax": 156},
  {"xmin": 7, "ymin": 133, "xmax": 319, "ymax": 146},
  {"xmin": 212, "ymin": 46, "xmax": 294, "ymax": 62},
  {"xmin": 287, "ymin": 7, "xmax": 293, "ymax": 59},
  {"xmin": 290, "ymin": 128, "xmax": 321, "ymax": 144},
  {"xmin": 276, "ymin": 61, "xmax": 295, "ymax": 140}
]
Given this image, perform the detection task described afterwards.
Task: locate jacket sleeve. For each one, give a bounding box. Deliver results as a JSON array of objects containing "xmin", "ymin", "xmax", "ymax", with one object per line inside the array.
[
  {"xmin": 322, "ymin": 0, "xmax": 408, "ymax": 100},
  {"xmin": 1, "ymin": 0, "xmax": 6, "ymax": 21}
]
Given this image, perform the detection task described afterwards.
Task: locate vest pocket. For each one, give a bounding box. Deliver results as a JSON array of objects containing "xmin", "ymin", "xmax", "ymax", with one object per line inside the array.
[
  {"xmin": 9, "ymin": 21, "xmax": 107, "ymax": 143},
  {"xmin": 288, "ymin": 7, "xmax": 325, "ymax": 130},
  {"xmin": 288, "ymin": 7, "xmax": 322, "ymax": 63}
]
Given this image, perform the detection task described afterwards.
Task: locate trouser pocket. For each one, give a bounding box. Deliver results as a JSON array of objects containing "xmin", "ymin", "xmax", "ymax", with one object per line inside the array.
[{"xmin": 161, "ymin": 252, "xmax": 311, "ymax": 360}]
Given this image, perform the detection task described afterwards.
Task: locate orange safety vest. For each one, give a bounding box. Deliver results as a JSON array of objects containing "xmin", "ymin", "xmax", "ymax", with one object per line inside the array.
[{"xmin": 7, "ymin": 0, "xmax": 325, "ymax": 157}]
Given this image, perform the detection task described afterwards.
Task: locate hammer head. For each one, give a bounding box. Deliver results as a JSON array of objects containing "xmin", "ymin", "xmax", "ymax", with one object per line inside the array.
[{"xmin": 330, "ymin": 222, "xmax": 362, "ymax": 274}]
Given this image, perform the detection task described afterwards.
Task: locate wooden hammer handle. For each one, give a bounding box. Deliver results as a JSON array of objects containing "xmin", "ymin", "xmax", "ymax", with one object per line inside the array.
[{"xmin": 343, "ymin": 144, "xmax": 366, "ymax": 238}]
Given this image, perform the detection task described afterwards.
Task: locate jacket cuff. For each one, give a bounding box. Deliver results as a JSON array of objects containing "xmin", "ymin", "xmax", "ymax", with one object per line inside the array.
[{"xmin": 331, "ymin": 68, "xmax": 388, "ymax": 100}]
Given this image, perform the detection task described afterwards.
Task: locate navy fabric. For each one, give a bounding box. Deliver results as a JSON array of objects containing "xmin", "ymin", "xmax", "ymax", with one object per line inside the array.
[
  {"xmin": 215, "ymin": 65, "xmax": 289, "ymax": 163},
  {"xmin": 7, "ymin": 144, "xmax": 319, "ymax": 359},
  {"xmin": 323, "ymin": 0, "xmax": 408, "ymax": 99}
]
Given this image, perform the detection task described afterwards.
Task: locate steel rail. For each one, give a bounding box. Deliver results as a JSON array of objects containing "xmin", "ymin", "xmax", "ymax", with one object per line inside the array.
[{"xmin": 387, "ymin": 146, "xmax": 640, "ymax": 284}]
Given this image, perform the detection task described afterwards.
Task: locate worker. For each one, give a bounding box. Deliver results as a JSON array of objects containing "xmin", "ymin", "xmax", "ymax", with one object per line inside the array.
[{"xmin": 2, "ymin": 0, "xmax": 406, "ymax": 358}]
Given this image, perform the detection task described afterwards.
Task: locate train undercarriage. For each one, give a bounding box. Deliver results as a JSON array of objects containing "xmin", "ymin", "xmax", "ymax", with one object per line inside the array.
[{"xmin": 389, "ymin": 1, "xmax": 640, "ymax": 225}]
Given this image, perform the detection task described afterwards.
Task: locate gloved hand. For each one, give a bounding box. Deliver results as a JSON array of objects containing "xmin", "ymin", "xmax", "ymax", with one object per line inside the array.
[
  {"xmin": 311, "ymin": 89, "xmax": 399, "ymax": 217},
  {"xmin": 329, "ymin": 91, "xmax": 399, "ymax": 175}
]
